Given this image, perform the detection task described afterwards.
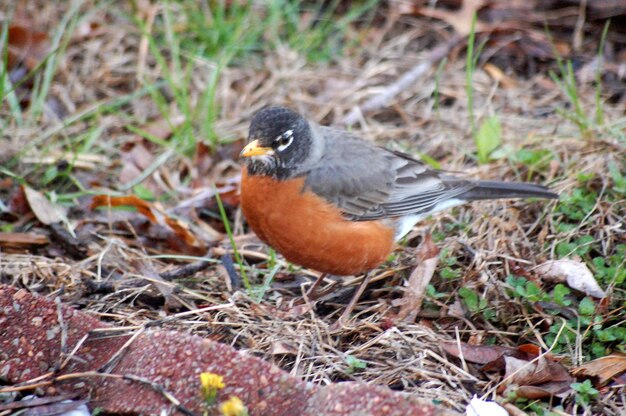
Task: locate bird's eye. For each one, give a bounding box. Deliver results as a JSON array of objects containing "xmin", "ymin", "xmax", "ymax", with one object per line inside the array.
[{"xmin": 274, "ymin": 130, "xmax": 294, "ymax": 152}]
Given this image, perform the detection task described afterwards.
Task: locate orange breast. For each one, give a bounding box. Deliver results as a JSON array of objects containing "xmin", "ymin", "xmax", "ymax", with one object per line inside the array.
[{"xmin": 240, "ymin": 167, "xmax": 395, "ymax": 276}]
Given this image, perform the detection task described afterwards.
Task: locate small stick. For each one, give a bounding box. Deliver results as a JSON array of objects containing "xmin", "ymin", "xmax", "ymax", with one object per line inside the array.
[{"xmin": 160, "ymin": 250, "xmax": 213, "ymax": 281}]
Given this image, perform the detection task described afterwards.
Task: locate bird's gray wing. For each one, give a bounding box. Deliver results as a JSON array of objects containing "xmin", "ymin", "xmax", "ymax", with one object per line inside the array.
[
  {"xmin": 303, "ymin": 128, "xmax": 474, "ymax": 220},
  {"xmin": 359, "ymin": 149, "xmax": 476, "ymax": 219}
]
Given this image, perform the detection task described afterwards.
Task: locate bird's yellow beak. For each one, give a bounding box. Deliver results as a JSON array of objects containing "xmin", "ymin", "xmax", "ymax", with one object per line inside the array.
[{"xmin": 240, "ymin": 139, "xmax": 274, "ymax": 158}]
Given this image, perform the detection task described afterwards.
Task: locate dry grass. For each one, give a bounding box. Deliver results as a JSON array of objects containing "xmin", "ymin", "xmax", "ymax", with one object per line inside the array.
[{"xmin": 1, "ymin": 1, "xmax": 625, "ymax": 414}]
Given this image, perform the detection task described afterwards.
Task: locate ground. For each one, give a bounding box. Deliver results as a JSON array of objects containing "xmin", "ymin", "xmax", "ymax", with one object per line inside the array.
[{"xmin": 1, "ymin": 1, "xmax": 625, "ymax": 415}]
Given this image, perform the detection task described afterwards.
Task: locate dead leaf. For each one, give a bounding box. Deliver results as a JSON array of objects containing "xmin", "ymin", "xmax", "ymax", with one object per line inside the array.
[
  {"xmin": 90, "ymin": 195, "xmax": 207, "ymax": 255},
  {"xmin": 417, "ymin": 0, "xmax": 488, "ymax": 36},
  {"xmin": 573, "ymin": 353, "xmax": 626, "ymax": 385},
  {"xmin": 0, "ymin": 178, "xmax": 13, "ymax": 190},
  {"xmin": 91, "ymin": 194, "xmax": 158, "ymax": 222},
  {"xmin": 502, "ymin": 356, "xmax": 573, "ymax": 398},
  {"xmin": 120, "ymin": 142, "xmax": 156, "ymax": 187},
  {"xmin": 142, "ymin": 115, "xmax": 186, "ymax": 141},
  {"xmin": 7, "ymin": 25, "xmax": 50, "ymax": 70},
  {"xmin": 7, "ymin": 186, "xmax": 29, "ymax": 215},
  {"xmin": 396, "ymin": 234, "xmax": 439, "ymax": 321},
  {"xmin": 73, "ymin": 20, "xmax": 106, "ymax": 41},
  {"xmin": 447, "ymin": 298, "xmax": 465, "ymax": 318},
  {"xmin": 270, "ymin": 341, "xmax": 298, "ymax": 355},
  {"xmin": 135, "ymin": 260, "xmax": 183, "ymax": 312},
  {"xmin": 119, "ymin": 162, "xmax": 145, "ymax": 188},
  {"xmin": 514, "ymin": 381, "xmax": 572, "ymax": 399},
  {"xmin": 517, "ymin": 344, "xmax": 543, "ymax": 357},
  {"xmin": 23, "ymin": 186, "xmax": 67, "ymax": 225},
  {"xmin": 535, "ymin": 259, "xmax": 606, "ymax": 298},
  {"xmin": 442, "ymin": 342, "xmax": 518, "ymax": 365},
  {"xmin": 483, "ymin": 63, "xmax": 518, "ymax": 89}
]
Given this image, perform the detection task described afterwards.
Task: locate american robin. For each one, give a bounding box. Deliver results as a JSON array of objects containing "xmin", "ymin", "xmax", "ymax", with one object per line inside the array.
[{"xmin": 239, "ymin": 106, "xmax": 557, "ymax": 277}]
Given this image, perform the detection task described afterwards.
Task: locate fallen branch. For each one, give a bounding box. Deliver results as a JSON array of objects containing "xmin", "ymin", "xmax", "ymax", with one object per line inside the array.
[{"xmin": 341, "ymin": 34, "xmax": 464, "ymax": 126}]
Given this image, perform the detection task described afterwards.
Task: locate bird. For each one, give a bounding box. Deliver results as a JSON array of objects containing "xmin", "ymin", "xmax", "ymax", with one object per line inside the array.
[{"xmin": 239, "ymin": 106, "xmax": 558, "ymax": 277}]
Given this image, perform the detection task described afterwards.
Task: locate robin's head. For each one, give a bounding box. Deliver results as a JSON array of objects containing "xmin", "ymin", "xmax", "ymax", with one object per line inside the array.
[{"xmin": 241, "ymin": 106, "xmax": 318, "ymax": 178}]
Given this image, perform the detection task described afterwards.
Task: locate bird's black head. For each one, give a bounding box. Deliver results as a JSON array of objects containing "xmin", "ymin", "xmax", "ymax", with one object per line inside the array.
[{"xmin": 241, "ymin": 106, "xmax": 314, "ymax": 179}]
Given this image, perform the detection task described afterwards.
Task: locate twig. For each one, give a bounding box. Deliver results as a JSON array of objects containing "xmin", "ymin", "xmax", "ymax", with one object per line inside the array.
[
  {"xmin": 98, "ymin": 327, "xmax": 146, "ymax": 374},
  {"xmin": 0, "ymin": 371, "xmax": 196, "ymax": 416},
  {"xmin": 341, "ymin": 33, "xmax": 464, "ymax": 126},
  {"xmin": 59, "ymin": 333, "xmax": 90, "ymax": 371},
  {"xmin": 54, "ymin": 295, "xmax": 69, "ymax": 373},
  {"xmin": 159, "ymin": 252, "xmax": 213, "ymax": 281}
]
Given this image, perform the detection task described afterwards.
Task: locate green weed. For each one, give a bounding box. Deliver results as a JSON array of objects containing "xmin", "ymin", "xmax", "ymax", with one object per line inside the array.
[
  {"xmin": 505, "ymin": 274, "xmax": 625, "ymax": 358},
  {"xmin": 248, "ymin": 264, "xmax": 280, "ymax": 303},
  {"xmin": 465, "ymin": 13, "xmax": 501, "ymax": 164},
  {"xmin": 345, "ymin": 355, "xmax": 367, "ymax": 374},
  {"xmin": 458, "ymin": 287, "xmax": 495, "ymax": 320},
  {"xmin": 475, "ymin": 115, "xmax": 502, "ymax": 165},
  {"xmin": 571, "ymin": 379, "xmax": 599, "ymax": 407},
  {"xmin": 548, "ymin": 21, "xmax": 612, "ymax": 140},
  {"xmin": 438, "ymin": 248, "xmax": 461, "ymax": 280}
]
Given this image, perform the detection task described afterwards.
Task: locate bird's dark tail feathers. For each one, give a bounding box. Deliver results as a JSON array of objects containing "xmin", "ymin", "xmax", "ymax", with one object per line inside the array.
[{"xmin": 461, "ymin": 180, "xmax": 559, "ymax": 201}]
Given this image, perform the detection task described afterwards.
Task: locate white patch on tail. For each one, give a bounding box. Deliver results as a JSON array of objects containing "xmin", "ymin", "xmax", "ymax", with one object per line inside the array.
[{"xmin": 393, "ymin": 198, "xmax": 464, "ymax": 240}]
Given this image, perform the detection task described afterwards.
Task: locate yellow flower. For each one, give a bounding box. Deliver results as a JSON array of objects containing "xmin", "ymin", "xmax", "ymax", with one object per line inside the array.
[
  {"xmin": 220, "ymin": 396, "xmax": 248, "ymax": 416},
  {"xmin": 200, "ymin": 372, "xmax": 225, "ymax": 390},
  {"xmin": 199, "ymin": 372, "xmax": 225, "ymax": 405}
]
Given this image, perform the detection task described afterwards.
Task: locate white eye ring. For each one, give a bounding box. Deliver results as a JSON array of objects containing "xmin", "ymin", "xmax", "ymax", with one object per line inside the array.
[{"xmin": 276, "ymin": 130, "xmax": 294, "ymax": 152}]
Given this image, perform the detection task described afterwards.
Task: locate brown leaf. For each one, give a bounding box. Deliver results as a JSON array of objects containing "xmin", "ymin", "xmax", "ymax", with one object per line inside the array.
[
  {"xmin": 442, "ymin": 341, "xmax": 518, "ymax": 365},
  {"xmin": 0, "ymin": 178, "xmax": 13, "ymax": 190},
  {"xmin": 118, "ymin": 162, "xmax": 144, "ymax": 187},
  {"xmin": 90, "ymin": 195, "xmax": 207, "ymax": 255},
  {"xmin": 163, "ymin": 216, "xmax": 204, "ymax": 248},
  {"xmin": 483, "ymin": 63, "xmax": 518, "ymax": 89},
  {"xmin": 573, "ymin": 353, "xmax": 626, "ymax": 385},
  {"xmin": 127, "ymin": 142, "xmax": 155, "ymax": 171},
  {"xmin": 91, "ymin": 195, "xmax": 158, "ymax": 222},
  {"xmin": 7, "ymin": 25, "xmax": 50, "ymax": 70},
  {"xmin": 7, "ymin": 186, "xmax": 29, "ymax": 215},
  {"xmin": 515, "ymin": 381, "xmax": 572, "ymax": 399},
  {"xmin": 396, "ymin": 234, "xmax": 439, "ymax": 322},
  {"xmin": 142, "ymin": 115, "xmax": 186, "ymax": 141},
  {"xmin": 518, "ymin": 344, "xmax": 543, "ymax": 357},
  {"xmin": 270, "ymin": 341, "xmax": 298, "ymax": 356},
  {"xmin": 502, "ymin": 355, "xmax": 573, "ymax": 397},
  {"xmin": 417, "ymin": 0, "xmax": 488, "ymax": 36},
  {"xmin": 119, "ymin": 142, "xmax": 157, "ymax": 189}
]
